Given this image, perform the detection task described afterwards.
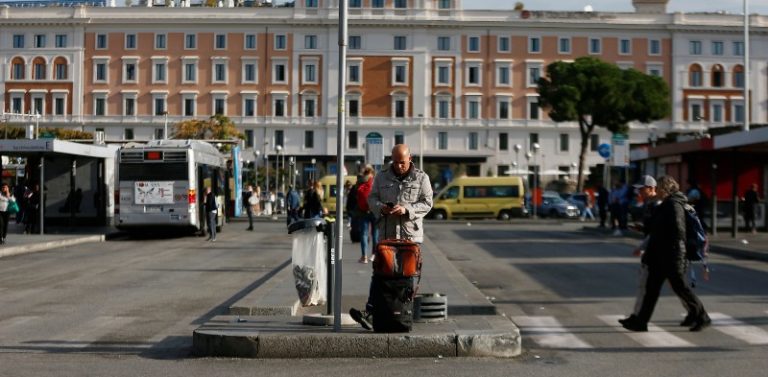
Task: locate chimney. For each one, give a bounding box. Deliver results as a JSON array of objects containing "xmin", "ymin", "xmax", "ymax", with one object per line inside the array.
[{"xmin": 632, "ymin": 0, "xmax": 669, "ymax": 14}]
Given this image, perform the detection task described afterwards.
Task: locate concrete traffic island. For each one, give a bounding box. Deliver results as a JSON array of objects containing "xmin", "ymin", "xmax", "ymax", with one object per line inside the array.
[
  {"xmin": 192, "ymin": 314, "xmax": 520, "ymax": 358},
  {"xmin": 191, "ymin": 234, "xmax": 522, "ymax": 358}
]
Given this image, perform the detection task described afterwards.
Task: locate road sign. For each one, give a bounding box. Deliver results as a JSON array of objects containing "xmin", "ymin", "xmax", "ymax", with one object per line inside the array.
[
  {"xmin": 597, "ymin": 143, "xmax": 611, "ymax": 159},
  {"xmin": 611, "ymin": 134, "xmax": 629, "ymax": 167},
  {"xmin": 365, "ymin": 132, "xmax": 384, "ymax": 166}
]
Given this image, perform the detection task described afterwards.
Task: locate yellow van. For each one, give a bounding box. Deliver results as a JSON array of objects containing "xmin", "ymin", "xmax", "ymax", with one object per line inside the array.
[
  {"xmin": 317, "ymin": 174, "xmax": 357, "ymax": 211},
  {"xmin": 431, "ymin": 176, "xmax": 527, "ymax": 220}
]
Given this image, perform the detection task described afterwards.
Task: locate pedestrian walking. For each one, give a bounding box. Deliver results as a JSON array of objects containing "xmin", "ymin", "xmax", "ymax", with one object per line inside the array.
[
  {"xmin": 743, "ymin": 183, "xmax": 761, "ymax": 234},
  {"xmin": 243, "ymin": 184, "xmax": 255, "ymax": 231},
  {"xmin": 204, "ymin": 186, "xmax": 217, "ymax": 242},
  {"xmin": 597, "ymin": 183, "xmax": 609, "ymax": 228},
  {"xmin": 24, "ymin": 184, "xmax": 40, "ymax": 234},
  {"xmin": 286, "ymin": 185, "xmax": 301, "ymax": 226},
  {"xmin": 621, "ymin": 176, "xmax": 711, "ymax": 332},
  {"xmin": 302, "ymin": 180, "xmax": 324, "ymax": 219},
  {"xmin": 580, "ymin": 190, "xmax": 595, "ymax": 221},
  {"xmin": 0, "ymin": 183, "xmax": 18, "ymax": 244},
  {"xmin": 355, "ymin": 166, "xmax": 379, "ymax": 263}
]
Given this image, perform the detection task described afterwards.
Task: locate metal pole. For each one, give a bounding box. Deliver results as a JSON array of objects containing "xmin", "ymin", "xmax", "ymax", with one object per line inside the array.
[
  {"xmin": 743, "ymin": 0, "xmax": 750, "ymax": 132},
  {"xmin": 333, "ymin": 0, "xmax": 348, "ymax": 332},
  {"xmin": 711, "ymin": 162, "xmax": 718, "ymax": 237},
  {"xmin": 39, "ymin": 155, "xmax": 44, "ymax": 234},
  {"xmin": 731, "ymin": 151, "xmax": 738, "ymax": 238},
  {"xmin": 164, "ymin": 111, "xmax": 168, "ymax": 139},
  {"xmin": 418, "ymin": 114, "xmax": 424, "ymax": 170}
]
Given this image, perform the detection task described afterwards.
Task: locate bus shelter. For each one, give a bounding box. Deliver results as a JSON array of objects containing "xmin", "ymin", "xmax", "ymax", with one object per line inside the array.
[{"xmin": 0, "ymin": 139, "xmax": 118, "ymax": 232}]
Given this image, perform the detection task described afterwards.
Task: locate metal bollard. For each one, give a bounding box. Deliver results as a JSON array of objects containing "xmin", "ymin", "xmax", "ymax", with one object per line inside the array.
[{"xmin": 414, "ymin": 293, "xmax": 447, "ymax": 322}]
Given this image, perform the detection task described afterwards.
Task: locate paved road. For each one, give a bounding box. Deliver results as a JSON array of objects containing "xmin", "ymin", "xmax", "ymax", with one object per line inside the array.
[{"xmin": 1, "ymin": 220, "xmax": 767, "ymax": 376}]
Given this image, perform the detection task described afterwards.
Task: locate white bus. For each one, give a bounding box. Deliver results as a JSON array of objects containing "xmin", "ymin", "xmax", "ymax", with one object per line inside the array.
[{"xmin": 116, "ymin": 140, "xmax": 227, "ymax": 233}]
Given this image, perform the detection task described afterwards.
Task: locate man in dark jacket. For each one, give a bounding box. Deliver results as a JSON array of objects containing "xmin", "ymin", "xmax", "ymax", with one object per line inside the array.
[
  {"xmin": 622, "ymin": 176, "xmax": 710, "ymax": 332},
  {"xmin": 204, "ymin": 186, "xmax": 217, "ymax": 242}
]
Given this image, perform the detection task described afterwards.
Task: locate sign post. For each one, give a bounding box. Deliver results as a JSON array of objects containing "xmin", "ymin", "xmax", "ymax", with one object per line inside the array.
[{"xmin": 365, "ymin": 132, "xmax": 384, "ymax": 170}]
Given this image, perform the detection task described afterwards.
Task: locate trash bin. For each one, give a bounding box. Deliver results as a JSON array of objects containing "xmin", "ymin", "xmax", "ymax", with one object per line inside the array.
[{"xmin": 288, "ymin": 218, "xmax": 328, "ymax": 306}]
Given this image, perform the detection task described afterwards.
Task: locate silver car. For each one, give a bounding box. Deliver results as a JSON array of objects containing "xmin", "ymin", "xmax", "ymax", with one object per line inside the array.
[{"xmin": 536, "ymin": 195, "xmax": 580, "ymax": 218}]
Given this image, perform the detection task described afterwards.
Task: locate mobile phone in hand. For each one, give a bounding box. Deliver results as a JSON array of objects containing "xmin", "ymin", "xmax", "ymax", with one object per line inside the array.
[{"xmin": 386, "ymin": 202, "xmax": 395, "ymax": 208}]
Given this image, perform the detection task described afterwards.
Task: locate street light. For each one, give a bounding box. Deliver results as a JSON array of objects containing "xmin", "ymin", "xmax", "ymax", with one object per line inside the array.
[
  {"xmin": 275, "ymin": 145, "xmax": 282, "ymax": 197},
  {"xmin": 310, "ymin": 158, "xmax": 317, "ymax": 183},
  {"xmin": 570, "ymin": 162, "xmax": 578, "ymax": 181},
  {"xmin": 513, "ymin": 144, "xmax": 522, "ymax": 174},
  {"xmin": 254, "ymin": 150, "xmax": 260, "ymax": 192},
  {"xmin": 289, "ymin": 156, "xmax": 295, "ymax": 190},
  {"xmin": 531, "ymin": 143, "xmax": 540, "ymax": 219}
]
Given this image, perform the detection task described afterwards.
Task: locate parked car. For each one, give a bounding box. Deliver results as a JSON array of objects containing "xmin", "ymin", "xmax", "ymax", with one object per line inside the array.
[
  {"xmin": 562, "ymin": 193, "xmax": 588, "ymax": 213},
  {"xmin": 529, "ymin": 195, "xmax": 580, "ymax": 218}
]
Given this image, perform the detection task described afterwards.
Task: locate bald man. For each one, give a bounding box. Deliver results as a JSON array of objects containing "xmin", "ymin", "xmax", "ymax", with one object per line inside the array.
[{"xmin": 350, "ymin": 144, "xmax": 433, "ymax": 330}]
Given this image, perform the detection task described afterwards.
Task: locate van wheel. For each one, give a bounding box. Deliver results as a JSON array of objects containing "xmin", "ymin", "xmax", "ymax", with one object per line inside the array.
[
  {"xmin": 498, "ymin": 210, "xmax": 511, "ymax": 221},
  {"xmin": 549, "ymin": 209, "xmax": 559, "ymax": 218},
  {"xmin": 432, "ymin": 210, "xmax": 447, "ymax": 220}
]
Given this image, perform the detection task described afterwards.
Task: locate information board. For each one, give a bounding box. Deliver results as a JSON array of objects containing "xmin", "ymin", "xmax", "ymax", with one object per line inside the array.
[{"xmin": 134, "ymin": 181, "xmax": 174, "ymax": 205}]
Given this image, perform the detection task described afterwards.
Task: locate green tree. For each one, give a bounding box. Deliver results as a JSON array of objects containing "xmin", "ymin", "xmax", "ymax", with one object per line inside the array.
[
  {"xmin": 537, "ymin": 57, "xmax": 669, "ymax": 191},
  {"xmin": 172, "ymin": 114, "xmax": 244, "ymax": 151}
]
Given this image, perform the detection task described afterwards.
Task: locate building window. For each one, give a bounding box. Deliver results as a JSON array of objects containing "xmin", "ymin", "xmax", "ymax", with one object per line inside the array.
[
  {"xmin": 437, "ymin": 36, "xmax": 451, "ymax": 51},
  {"xmin": 468, "ymin": 132, "xmax": 479, "ymax": 150},
  {"xmin": 54, "ymin": 97, "xmax": 66, "ymax": 116},
  {"xmin": 305, "ymin": 0, "xmax": 318, "ymax": 7},
  {"xmin": 348, "ymin": 63, "xmax": 361, "ymax": 84},
  {"xmin": 51, "ymin": 60, "xmax": 66, "ymax": 80},
  {"xmin": 498, "ymin": 36, "xmax": 510, "ymax": 52},
  {"xmin": 590, "ymin": 134, "xmax": 599, "ymax": 151},
  {"xmin": 528, "ymin": 99, "xmax": 540, "ymax": 120},
  {"xmin": 215, "ymin": 34, "xmax": 227, "ymax": 49},
  {"xmin": 214, "ymin": 97, "xmax": 226, "ymax": 115},
  {"xmin": 275, "ymin": 35, "xmax": 287, "ymax": 50},
  {"xmin": 349, "ymin": 35, "xmax": 361, "ymax": 49},
  {"xmin": 125, "ymin": 34, "xmax": 137, "ymax": 49},
  {"xmin": 124, "ymin": 62, "xmax": 137, "ymax": 83},
  {"xmin": 499, "ymin": 133, "xmax": 508, "ymax": 151},
  {"xmin": 711, "ymin": 65, "xmax": 724, "ymax": 87},
  {"xmin": 394, "ymin": 0, "xmax": 407, "ymax": 8},
  {"xmin": 394, "ymin": 98, "xmax": 406, "ymax": 118},
  {"xmin": 558, "ymin": 37, "xmax": 571, "ymax": 54},
  {"xmin": 497, "ymin": 66, "xmax": 510, "ymax": 86},
  {"xmin": 619, "ymin": 38, "xmax": 631, "ymax": 55},
  {"xmin": 303, "ymin": 63, "xmax": 317, "ymax": 84},
  {"xmin": 154, "ymin": 62, "xmax": 167, "ymax": 83},
  {"xmin": 348, "ymin": 98, "xmax": 360, "ymax": 117},
  {"xmin": 349, "ymin": 131, "xmax": 358, "ymax": 149},
  {"xmin": 466, "ymin": 64, "xmax": 481, "ymax": 86},
  {"xmin": 184, "ymin": 97, "xmax": 196, "ymax": 117},
  {"xmin": 304, "ymin": 35, "xmax": 317, "ymax": 49},
  {"xmin": 394, "ymin": 131, "xmax": 405, "ymax": 146},
  {"xmin": 436, "ymin": 64, "xmax": 451, "ymax": 85},
  {"xmin": 690, "ymin": 103, "xmax": 702, "ymax": 122},
  {"xmin": 305, "ymin": 130, "xmax": 315, "ymax": 149},
  {"xmin": 712, "ymin": 41, "xmax": 724, "ymax": 56},
  {"xmin": 185, "ymin": 33, "xmax": 197, "ymax": 49},
  {"xmin": 303, "ymin": 97, "xmax": 316, "ymax": 117},
  {"xmin": 559, "ymin": 133, "xmax": 569, "ymax": 152},
  {"xmin": 437, "ymin": 98, "xmax": 450, "ymax": 119},
  {"xmin": 96, "ymin": 33, "xmax": 107, "ymax": 49},
  {"xmin": 273, "ymin": 62, "xmax": 287, "ymax": 83},
  {"xmin": 468, "ymin": 36, "xmax": 480, "ymax": 52},
  {"xmin": 689, "ymin": 64, "xmax": 703, "ymax": 87},
  {"xmin": 55, "ymin": 34, "xmax": 67, "ymax": 48},
  {"xmin": 245, "ymin": 34, "xmax": 257, "ymax": 49},
  {"xmin": 733, "ymin": 41, "xmax": 744, "ymax": 56},
  {"xmin": 350, "ymin": 0, "xmax": 362, "ymax": 7},
  {"xmin": 243, "ymin": 62, "xmax": 257, "ymax": 83},
  {"xmin": 733, "ymin": 65, "xmax": 744, "ymax": 88},
  {"xmin": 372, "ymin": 0, "xmax": 384, "ymax": 7},
  {"xmin": 438, "ymin": 132, "xmax": 448, "ymax": 150},
  {"xmin": 529, "ymin": 133, "xmax": 539, "ymax": 150},
  {"xmin": 13, "ymin": 34, "xmax": 24, "ymax": 48},
  {"xmin": 733, "ymin": 103, "xmax": 744, "ymax": 122},
  {"xmin": 712, "ymin": 103, "xmax": 723, "ymax": 123},
  {"xmin": 274, "ymin": 98, "xmax": 286, "ymax": 117},
  {"xmin": 243, "ymin": 97, "xmax": 256, "ymax": 117},
  {"xmin": 11, "ymin": 96, "xmax": 23, "ymax": 114},
  {"xmin": 438, "ymin": 0, "xmax": 451, "ymax": 9},
  {"xmin": 32, "ymin": 97, "xmax": 44, "ymax": 115},
  {"xmin": 393, "ymin": 61, "xmax": 408, "ymax": 85},
  {"xmin": 529, "ymin": 37, "xmax": 541, "ymax": 53},
  {"xmin": 394, "ymin": 36, "xmax": 407, "ymax": 50},
  {"xmin": 94, "ymin": 96, "xmax": 106, "ymax": 116},
  {"xmin": 527, "ymin": 65, "xmax": 541, "ymax": 87},
  {"xmin": 589, "ymin": 38, "xmax": 601, "ymax": 54},
  {"xmin": 689, "ymin": 40, "xmax": 702, "ymax": 55},
  {"xmin": 214, "ymin": 62, "xmax": 227, "ymax": 83},
  {"xmin": 648, "ymin": 39, "xmax": 660, "ymax": 55},
  {"xmin": 467, "ymin": 98, "xmax": 480, "ymax": 119},
  {"xmin": 154, "ymin": 96, "xmax": 166, "ymax": 116},
  {"xmin": 154, "ymin": 129, "xmax": 164, "ymax": 140},
  {"xmin": 498, "ymin": 99, "xmax": 510, "ymax": 119},
  {"xmin": 95, "ymin": 62, "xmax": 107, "ymax": 82},
  {"xmin": 275, "ymin": 130, "xmax": 284, "ymax": 149},
  {"xmin": 245, "ymin": 130, "xmax": 254, "ymax": 148},
  {"xmin": 184, "ymin": 61, "xmax": 197, "ymax": 83},
  {"xmin": 34, "ymin": 62, "xmax": 46, "ymax": 80},
  {"xmin": 34, "ymin": 34, "xmax": 46, "ymax": 48},
  {"xmin": 155, "ymin": 34, "xmax": 166, "ymax": 49},
  {"xmin": 124, "ymin": 97, "xmax": 136, "ymax": 116}
]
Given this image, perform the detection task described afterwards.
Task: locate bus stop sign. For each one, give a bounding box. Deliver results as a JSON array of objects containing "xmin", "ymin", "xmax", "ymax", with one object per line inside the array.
[
  {"xmin": 365, "ymin": 132, "xmax": 384, "ymax": 166},
  {"xmin": 597, "ymin": 143, "xmax": 611, "ymax": 159}
]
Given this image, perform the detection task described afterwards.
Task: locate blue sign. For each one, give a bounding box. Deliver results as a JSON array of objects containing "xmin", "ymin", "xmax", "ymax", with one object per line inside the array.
[{"xmin": 597, "ymin": 143, "xmax": 611, "ymax": 159}]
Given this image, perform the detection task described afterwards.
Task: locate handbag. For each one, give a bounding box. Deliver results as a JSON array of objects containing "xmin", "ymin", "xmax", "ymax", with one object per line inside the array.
[
  {"xmin": 7, "ymin": 200, "xmax": 19, "ymax": 214},
  {"xmin": 372, "ymin": 215, "xmax": 422, "ymax": 278}
]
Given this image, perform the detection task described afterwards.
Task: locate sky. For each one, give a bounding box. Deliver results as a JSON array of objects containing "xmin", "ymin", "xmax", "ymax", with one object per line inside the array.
[{"xmin": 464, "ymin": 0, "xmax": 768, "ymax": 15}]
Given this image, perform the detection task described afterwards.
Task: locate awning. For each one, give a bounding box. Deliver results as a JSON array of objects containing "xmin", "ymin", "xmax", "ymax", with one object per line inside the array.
[{"xmin": 0, "ymin": 139, "xmax": 116, "ymax": 158}]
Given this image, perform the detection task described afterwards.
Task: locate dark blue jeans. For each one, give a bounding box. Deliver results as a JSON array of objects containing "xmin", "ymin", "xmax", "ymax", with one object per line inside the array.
[{"xmin": 359, "ymin": 212, "xmax": 379, "ymax": 257}]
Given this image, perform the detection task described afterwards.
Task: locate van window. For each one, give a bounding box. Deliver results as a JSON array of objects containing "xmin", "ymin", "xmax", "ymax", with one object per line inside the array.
[
  {"xmin": 463, "ymin": 185, "xmax": 520, "ymax": 198},
  {"xmin": 441, "ymin": 186, "xmax": 459, "ymax": 199}
]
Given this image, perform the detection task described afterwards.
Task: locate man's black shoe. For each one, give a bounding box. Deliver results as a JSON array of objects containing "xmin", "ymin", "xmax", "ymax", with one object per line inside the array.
[
  {"xmin": 689, "ymin": 315, "xmax": 711, "ymax": 332},
  {"xmin": 349, "ymin": 308, "xmax": 372, "ymax": 331},
  {"xmin": 246, "ymin": 227, "xmax": 253, "ymax": 231},
  {"xmin": 621, "ymin": 318, "xmax": 648, "ymax": 332},
  {"xmin": 618, "ymin": 315, "xmax": 637, "ymax": 326},
  {"xmin": 680, "ymin": 314, "xmax": 696, "ymax": 327}
]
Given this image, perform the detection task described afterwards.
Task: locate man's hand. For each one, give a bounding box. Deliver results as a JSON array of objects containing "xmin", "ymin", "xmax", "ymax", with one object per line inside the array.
[{"xmin": 382, "ymin": 204, "xmax": 407, "ymax": 216}]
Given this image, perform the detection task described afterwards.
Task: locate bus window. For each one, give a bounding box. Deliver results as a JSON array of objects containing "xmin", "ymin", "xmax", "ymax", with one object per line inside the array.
[
  {"xmin": 441, "ymin": 186, "xmax": 459, "ymax": 200},
  {"xmin": 119, "ymin": 163, "xmax": 188, "ymax": 181}
]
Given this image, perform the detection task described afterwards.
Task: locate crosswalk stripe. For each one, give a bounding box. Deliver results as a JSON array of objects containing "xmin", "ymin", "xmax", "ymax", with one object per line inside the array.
[
  {"xmin": 511, "ymin": 316, "xmax": 592, "ymax": 349},
  {"xmin": 45, "ymin": 316, "xmax": 138, "ymax": 348},
  {"xmin": 598, "ymin": 315, "xmax": 694, "ymax": 348},
  {"xmin": 710, "ymin": 312, "xmax": 768, "ymax": 345}
]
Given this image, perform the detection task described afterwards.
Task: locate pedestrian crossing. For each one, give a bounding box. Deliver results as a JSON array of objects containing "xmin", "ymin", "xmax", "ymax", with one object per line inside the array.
[{"xmin": 512, "ymin": 312, "xmax": 768, "ymax": 350}]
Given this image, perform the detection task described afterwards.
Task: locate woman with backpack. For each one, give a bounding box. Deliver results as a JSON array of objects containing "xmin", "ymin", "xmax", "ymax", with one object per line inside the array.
[{"xmin": 621, "ymin": 176, "xmax": 710, "ymax": 332}]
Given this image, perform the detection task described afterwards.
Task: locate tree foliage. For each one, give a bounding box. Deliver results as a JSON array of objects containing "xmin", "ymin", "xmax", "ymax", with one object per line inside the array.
[
  {"xmin": 172, "ymin": 114, "xmax": 244, "ymax": 151},
  {"xmin": 0, "ymin": 126, "xmax": 92, "ymax": 140},
  {"xmin": 537, "ymin": 57, "xmax": 670, "ymax": 191}
]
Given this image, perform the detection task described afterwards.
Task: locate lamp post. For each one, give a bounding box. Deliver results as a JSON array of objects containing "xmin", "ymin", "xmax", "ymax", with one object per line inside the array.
[
  {"xmin": 532, "ymin": 143, "xmax": 540, "ymax": 219},
  {"xmin": 355, "ymin": 159, "xmax": 361, "ymax": 175},
  {"xmin": 264, "ymin": 151, "xmax": 270, "ymax": 199},
  {"xmin": 311, "ymin": 158, "xmax": 317, "ymax": 183},
  {"xmin": 514, "ymin": 144, "xmax": 522, "ymax": 172},
  {"xmin": 744, "ymin": 0, "xmax": 750, "ymax": 132},
  {"xmin": 570, "ymin": 162, "xmax": 578, "ymax": 181},
  {"xmin": 525, "ymin": 151, "xmax": 532, "ymax": 214},
  {"xmin": 254, "ymin": 150, "xmax": 260, "ymax": 192},
  {"xmin": 275, "ymin": 145, "xmax": 282, "ymax": 197},
  {"xmin": 418, "ymin": 113, "xmax": 424, "ymax": 170},
  {"xmin": 289, "ymin": 156, "xmax": 295, "ymax": 190}
]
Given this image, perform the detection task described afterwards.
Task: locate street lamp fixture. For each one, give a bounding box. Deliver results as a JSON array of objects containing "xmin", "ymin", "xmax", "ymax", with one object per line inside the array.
[
  {"xmin": 532, "ymin": 143, "xmax": 540, "ymax": 219},
  {"xmin": 311, "ymin": 158, "xmax": 317, "ymax": 183},
  {"xmin": 513, "ymin": 144, "xmax": 522, "ymax": 174}
]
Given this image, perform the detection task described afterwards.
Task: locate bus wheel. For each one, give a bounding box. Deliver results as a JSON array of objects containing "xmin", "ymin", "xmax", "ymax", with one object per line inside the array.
[
  {"xmin": 432, "ymin": 210, "xmax": 447, "ymax": 220},
  {"xmin": 498, "ymin": 210, "xmax": 511, "ymax": 221}
]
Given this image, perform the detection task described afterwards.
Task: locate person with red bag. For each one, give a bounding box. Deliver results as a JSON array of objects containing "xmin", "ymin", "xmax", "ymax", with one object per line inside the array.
[
  {"xmin": 350, "ymin": 144, "xmax": 433, "ymax": 331},
  {"xmin": 355, "ymin": 166, "xmax": 378, "ymax": 264}
]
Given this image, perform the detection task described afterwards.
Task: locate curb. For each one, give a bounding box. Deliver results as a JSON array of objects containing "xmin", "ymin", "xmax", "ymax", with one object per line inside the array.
[{"xmin": 0, "ymin": 235, "xmax": 105, "ymax": 259}]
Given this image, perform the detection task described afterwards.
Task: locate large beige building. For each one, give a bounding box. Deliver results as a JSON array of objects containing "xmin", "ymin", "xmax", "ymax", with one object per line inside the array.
[{"xmin": 1, "ymin": 0, "xmax": 766, "ymax": 183}]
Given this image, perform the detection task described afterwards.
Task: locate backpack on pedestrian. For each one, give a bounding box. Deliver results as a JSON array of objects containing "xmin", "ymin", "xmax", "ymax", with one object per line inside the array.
[{"xmin": 684, "ymin": 204, "xmax": 711, "ymax": 287}]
